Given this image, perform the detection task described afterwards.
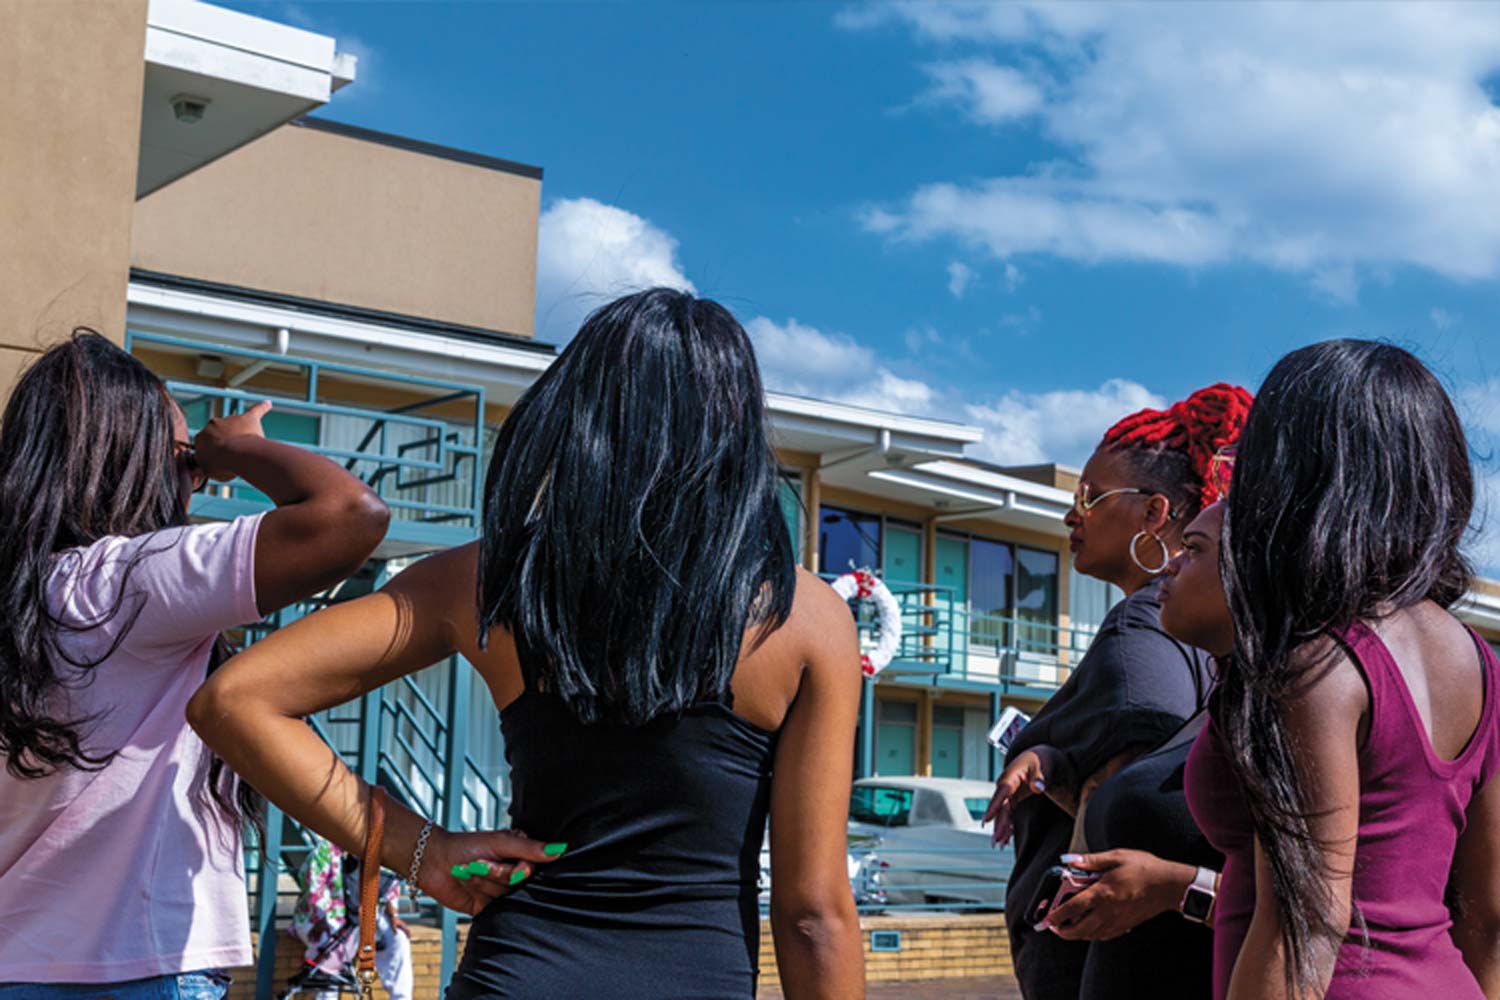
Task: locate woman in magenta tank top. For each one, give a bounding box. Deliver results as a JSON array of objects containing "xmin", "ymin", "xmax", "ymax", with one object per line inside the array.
[{"xmin": 1183, "ymin": 339, "xmax": 1500, "ymax": 999}]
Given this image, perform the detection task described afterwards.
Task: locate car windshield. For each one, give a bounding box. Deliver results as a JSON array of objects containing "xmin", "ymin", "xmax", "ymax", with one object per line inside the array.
[
  {"xmin": 849, "ymin": 786, "xmax": 913, "ymax": 826},
  {"xmin": 963, "ymin": 797, "xmax": 990, "ymax": 822}
]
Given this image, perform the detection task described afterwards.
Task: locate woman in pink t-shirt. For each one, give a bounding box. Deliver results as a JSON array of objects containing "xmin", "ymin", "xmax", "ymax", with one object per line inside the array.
[{"xmin": 0, "ymin": 332, "xmax": 397, "ymax": 996}]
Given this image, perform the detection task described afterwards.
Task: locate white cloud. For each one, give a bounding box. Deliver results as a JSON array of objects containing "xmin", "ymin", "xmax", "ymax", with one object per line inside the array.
[
  {"xmin": 962, "ymin": 378, "xmax": 1165, "ymax": 466},
  {"xmin": 1003, "ymin": 262, "xmax": 1023, "ymax": 292},
  {"xmin": 1431, "ymin": 307, "xmax": 1460, "ymax": 330},
  {"xmin": 535, "ymin": 198, "xmax": 695, "ymax": 343},
  {"xmin": 744, "ymin": 316, "xmax": 943, "ymax": 415},
  {"xmin": 924, "ymin": 60, "xmax": 1046, "ymax": 124},
  {"xmin": 849, "ymin": 2, "xmax": 1500, "ymax": 297},
  {"xmin": 946, "ymin": 260, "xmax": 975, "ymax": 297}
]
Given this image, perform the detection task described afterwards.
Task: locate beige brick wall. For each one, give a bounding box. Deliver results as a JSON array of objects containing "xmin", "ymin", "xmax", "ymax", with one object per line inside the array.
[{"xmin": 228, "ymin": 913, "xmax": 1011, "ymax": 997}]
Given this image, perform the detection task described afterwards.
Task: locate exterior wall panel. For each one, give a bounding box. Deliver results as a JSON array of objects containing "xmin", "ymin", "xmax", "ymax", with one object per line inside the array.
[
  {"xmin": 0, "ymin": 0, "xmax": 149, "ymax": 352},
  {"xmin": 132, "ymin": 123, "xmax": 541, "ymax": 338}
]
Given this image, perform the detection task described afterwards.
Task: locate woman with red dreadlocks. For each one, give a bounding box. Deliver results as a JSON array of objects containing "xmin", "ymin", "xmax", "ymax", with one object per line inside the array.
[{"xmin": 982, "ymin": 383, "xmax": 1252, "ymax": 1000}]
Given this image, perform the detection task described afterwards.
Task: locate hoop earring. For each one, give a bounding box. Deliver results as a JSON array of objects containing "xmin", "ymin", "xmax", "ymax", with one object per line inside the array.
[{"xmin": 1129, "ymin": 531, "xmax": 1170, "ymax": 575}]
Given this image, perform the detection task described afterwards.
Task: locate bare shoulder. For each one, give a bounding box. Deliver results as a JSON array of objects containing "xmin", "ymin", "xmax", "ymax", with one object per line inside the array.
[
  {"xmin": 1285, "ymin": 634, "xmax": 1367, "ymax": 731},
  {"xmin": 783, "ymin": 567, "xmax": 859, "ymax": 670}
]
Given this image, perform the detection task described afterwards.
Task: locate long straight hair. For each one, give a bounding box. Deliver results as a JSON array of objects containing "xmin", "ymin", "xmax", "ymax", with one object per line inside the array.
[
  {"xmin": 1219, "ymin": 339, "xmax": 1473, "ymax": 992},
  {"xmin": 477, "ymin": 289, "xmax": 797, "ymax": 726},
  {"xmin": 0, "ymin": 331, "xmax": 254, "ymax": 822}
]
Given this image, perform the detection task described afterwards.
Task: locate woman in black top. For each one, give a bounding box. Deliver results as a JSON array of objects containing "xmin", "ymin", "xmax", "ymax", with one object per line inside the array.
[
  {"xmin": 1040, "ymin": 501, "xmax": 1238, "ymax": 999},
  {"xmin": 985, "ymin": 385, "xmax": 1249, "ymax": 1000},
  {"xmin": 191, "ymin": 290, "xmax": 867, "ymax": 999}
]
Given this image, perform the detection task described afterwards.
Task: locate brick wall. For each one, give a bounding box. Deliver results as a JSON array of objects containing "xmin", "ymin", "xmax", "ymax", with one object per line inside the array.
[{"xmin": 228, "ymin": 913, "xmax": 1012, "ymax": 997}]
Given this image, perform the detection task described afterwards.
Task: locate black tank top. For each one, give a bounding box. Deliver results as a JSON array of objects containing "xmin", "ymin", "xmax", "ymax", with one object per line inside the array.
[{"xmin": 447, "ymin": 689, "xmax": 778, "ymax": 1000}]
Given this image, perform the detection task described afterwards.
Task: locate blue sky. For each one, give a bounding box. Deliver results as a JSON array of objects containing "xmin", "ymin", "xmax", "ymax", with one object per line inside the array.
[{"xmin": 228, "ymin": 1, "xmax": 1500, "ymax": 571}]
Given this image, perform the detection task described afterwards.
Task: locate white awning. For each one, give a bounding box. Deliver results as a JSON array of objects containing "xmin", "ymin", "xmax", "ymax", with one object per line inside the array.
[{"xmin": 138, "ymin": 0, "xmax": 356, "ymax": 197}]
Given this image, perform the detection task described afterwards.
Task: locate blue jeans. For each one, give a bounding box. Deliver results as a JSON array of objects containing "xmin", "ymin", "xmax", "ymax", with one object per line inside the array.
[{"xmin": 0, "ymin": 971, "xmax": 230, "ymax": 999}]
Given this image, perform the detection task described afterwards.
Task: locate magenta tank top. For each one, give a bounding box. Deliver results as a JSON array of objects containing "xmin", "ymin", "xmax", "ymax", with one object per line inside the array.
[{"xmin": 1186, "ymin": 622, "xmax": 1500, "ymax": 999}]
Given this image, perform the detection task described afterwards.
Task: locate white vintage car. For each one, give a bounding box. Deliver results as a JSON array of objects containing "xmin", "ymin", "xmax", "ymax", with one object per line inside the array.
[{"xmin": 847, "ymin": 776, "xmax": 1013, "ymax": 909}]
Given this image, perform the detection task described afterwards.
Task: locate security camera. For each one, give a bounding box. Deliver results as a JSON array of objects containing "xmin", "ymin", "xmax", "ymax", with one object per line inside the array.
[{"xmin": 171, "ymin": 94, "xmax": 210, "ymax": 124}]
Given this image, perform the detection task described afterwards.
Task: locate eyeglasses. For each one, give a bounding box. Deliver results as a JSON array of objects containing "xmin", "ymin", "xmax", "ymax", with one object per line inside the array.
[
  {"xmin": 1207, "ymin": 445, "xmax": 1237, "ymax": 502},
  {"xmin": 174, "ymin": 441, "xmax": 208, "ymax": 493},
  {"xmin": 1072, "ymin": 482, "xmax": 1151, "ymax": 518}
]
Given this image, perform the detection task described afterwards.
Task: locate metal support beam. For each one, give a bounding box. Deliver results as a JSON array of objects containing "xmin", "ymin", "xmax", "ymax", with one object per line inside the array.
[
  {"xmin": 253, "ymin": 804, "xmax": 284, "ymax": 1000},
  {"xmin": 858, "ymin": 680, "xmax": 876, "ymax": 778},
  {"xmin": 439, "ymin": 657, "xmax": 472, "ymax": 989}
]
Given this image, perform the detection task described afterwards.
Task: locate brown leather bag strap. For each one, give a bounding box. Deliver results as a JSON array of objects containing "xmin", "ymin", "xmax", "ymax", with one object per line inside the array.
[{"xmin": 358, "ymin": 786, "xmax": 388, "ymax": 998}]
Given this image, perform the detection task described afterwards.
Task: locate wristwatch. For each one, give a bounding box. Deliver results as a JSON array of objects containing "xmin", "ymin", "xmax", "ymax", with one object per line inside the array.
[{"xmin": 1179, "ymin": 866, "xmax": 1217, "ymax": 924}]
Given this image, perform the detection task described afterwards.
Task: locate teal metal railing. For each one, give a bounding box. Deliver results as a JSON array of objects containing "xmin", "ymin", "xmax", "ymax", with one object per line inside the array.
[
  {"xmin": 125, "ymin": 331, "xmax": 488, "ymax": 543},
  {"xmin": 821, "ymin": 576, "xmax": 1095, "ymax": 697}
]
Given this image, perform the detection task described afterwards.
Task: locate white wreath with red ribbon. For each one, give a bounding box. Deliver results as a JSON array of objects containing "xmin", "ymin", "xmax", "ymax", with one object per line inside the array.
[{"xmin": 830, "ymin": 568, "xmax": 903, "ymax": 677}]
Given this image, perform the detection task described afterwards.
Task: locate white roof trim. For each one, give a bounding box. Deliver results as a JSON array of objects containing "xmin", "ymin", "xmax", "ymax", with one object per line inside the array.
[
  {"xmin": 909, "ymin": 460, "xmax": 1074, "ymax": 508},
  {"xmin": 127, "ymin": 281, "xmax": 551, "ymax": 377},
  {"xmin": 766, "ymin": 393, "xmax": 983, "ymax": 447},
  {"xmin": 146, "ymin": 0, "xmax": 353, "ymax": 103}
]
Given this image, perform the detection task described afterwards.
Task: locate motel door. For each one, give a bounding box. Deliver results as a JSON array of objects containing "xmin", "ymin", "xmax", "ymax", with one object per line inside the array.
[
  {"xmin": 930, "ymin": 706, "xmax": 964, "ymax": 778},
  {"xmin": 876, "ymin": 699, "xmax": 916, "ymax": 775}
]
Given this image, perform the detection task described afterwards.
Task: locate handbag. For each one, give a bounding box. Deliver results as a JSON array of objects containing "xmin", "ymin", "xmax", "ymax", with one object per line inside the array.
[{"xmin": 357, "ymin": 786, "xmax": 388, "ymax": 999}]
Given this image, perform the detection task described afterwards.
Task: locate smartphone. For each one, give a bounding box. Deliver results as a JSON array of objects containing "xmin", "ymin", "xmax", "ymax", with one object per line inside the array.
[
  {"xmin": 986, "ymin": 706, "xmax": 1031, "ymax": 756},
  {"xmin": 1025, "ymin": 864, "xmax": 1101, "ymax": 932}
]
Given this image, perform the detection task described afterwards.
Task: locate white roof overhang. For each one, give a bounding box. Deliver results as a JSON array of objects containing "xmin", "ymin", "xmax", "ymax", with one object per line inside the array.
[{"xmin": 138, "ymin": 0, "xmax": 356, "ymax": 197}]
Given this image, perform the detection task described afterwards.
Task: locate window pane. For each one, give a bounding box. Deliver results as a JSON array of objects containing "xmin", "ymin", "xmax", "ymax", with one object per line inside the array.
[
  {"xmin": 850, "ymin": 786, "xmax": 912, "ymax": 826},
  {"xmin": 1016, "ymin": 547, "xmax": 1060, "ymax": 654},
  {"xmin": 932, "ymin": 705, "xmax": 964, "ymax": 728},
  {"xmin": 819, "ymin": 505, "xmax": 881, "ymax": 576},
  {"xmin": 970, "ymin": 538, "xmax": 1014, "ymax": 652},
  {"xmin": 879, "ymin": 699, "xmax": 917, "ymax": 724},
  {"xmin": 971, "ymin": 539, "xmax": 1014, "ymax": 617}
]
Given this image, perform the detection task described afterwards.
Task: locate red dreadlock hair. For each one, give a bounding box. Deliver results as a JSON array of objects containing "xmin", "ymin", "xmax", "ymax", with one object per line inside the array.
[{"xmin": 1101, "ymin": 382, "xmax": 1254, "ymax": 511}]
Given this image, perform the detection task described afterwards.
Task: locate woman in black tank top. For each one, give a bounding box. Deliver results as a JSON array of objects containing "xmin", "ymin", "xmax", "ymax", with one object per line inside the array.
[{"xmin": 191, "ymin": 289, "xmax": 866, "ymax": 1000}]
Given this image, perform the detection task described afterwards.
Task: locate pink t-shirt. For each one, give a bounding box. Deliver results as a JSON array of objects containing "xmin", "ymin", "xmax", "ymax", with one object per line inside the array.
[{"xmin": 0, "ymin": 514, "xmax": 265, "ymax": 982}]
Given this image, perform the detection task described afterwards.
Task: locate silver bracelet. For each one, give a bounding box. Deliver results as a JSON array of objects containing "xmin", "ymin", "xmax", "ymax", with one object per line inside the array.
[{"xmin": 407, "ymin": 820, "xmax": 434, "ymax": 900}]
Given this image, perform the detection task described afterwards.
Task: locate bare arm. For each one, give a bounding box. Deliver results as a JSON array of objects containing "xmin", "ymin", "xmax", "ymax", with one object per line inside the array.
[
  {"xmin": 1451, "ymin": 772, "xmax": 1500, "ymax": 992},
  {"xmin": 1227, "ymin": 649, "xmax": 1362, "ymax": 1000},
  {"xmin": 193, "ymin": 401, "xmax": 390, "ymax": 614},
  {"xmin": 187, "ymin": 545, "xmax": 556, "ymax": 915},
  {"xmin": 769, "ymin": 573, "xmax": 865, "ymax": 1000}
]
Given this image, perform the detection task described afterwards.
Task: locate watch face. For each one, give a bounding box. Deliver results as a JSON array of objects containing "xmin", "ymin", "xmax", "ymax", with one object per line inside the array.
[{"xmin": 1183, "ymin": 886, "xmax": 1213, "ymax": 922}]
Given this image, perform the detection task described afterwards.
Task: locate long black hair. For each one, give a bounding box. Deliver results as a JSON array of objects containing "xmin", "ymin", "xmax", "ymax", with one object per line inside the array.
[
  {"xmin": 1219, "ymin": 339, "xmax": 1473, "ymax": 991},
  {"xmin": 477, "ymin": 288, "xmax": 797, "ymax": 725},
  {"xmin": 0, "ymin": 331, "xmax": 254, "ymax": 822}
]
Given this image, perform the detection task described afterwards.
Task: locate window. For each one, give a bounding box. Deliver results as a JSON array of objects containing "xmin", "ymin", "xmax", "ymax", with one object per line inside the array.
[
  {"xmin": 912, "ymin": 789, "xmax": 952, "ymax": 825},
  {"xmin": 819, "ymin": 505, "xmax": 881, "ymax": 576},
  {"xmin": 1015, "ymin": 547, "xmax": 1060, "ymax": 655},
  {"xmin": 849, "ymin": 785, "xmax": 913, "ymax": 826},
  {"xmin": 963, "ymin": 798, "xmax": 991, "ymax": 822},
  {"xmin": 969, "ymin": 538, "xmax": 1014, "ymax": 654}
]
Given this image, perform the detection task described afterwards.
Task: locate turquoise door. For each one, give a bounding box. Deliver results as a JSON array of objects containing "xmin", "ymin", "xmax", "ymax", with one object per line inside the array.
[
  {"xmin": 883, "ymin": 524, "xmax": 922, "ymax": 586},
  {"xmin": 876, "ymin": 699, "xmax": 916, "ymax": 775},
  {"xmin": 934, "ymin": 534, "xmax": 969, "ymax": 677},
  {"xmin": 931, "ymin": 706, "xmax": 964, "ymax": 778}
]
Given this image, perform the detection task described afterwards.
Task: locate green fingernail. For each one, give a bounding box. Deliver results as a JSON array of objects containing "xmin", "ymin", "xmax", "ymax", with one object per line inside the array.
[
  {"xmin": 450, "ymin": 864, "xmax": 470, "ymax": 881},
  {"xmin": 543, "ymin": 842, "xmax": 568, "ymax": 857},
  {"xmin": 466, "ymin": 860, "xmax": 490, "ymax": 876},
  {"xmin": 509, "ymin": 869, "xmax": 529, "ymax": 886}
]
